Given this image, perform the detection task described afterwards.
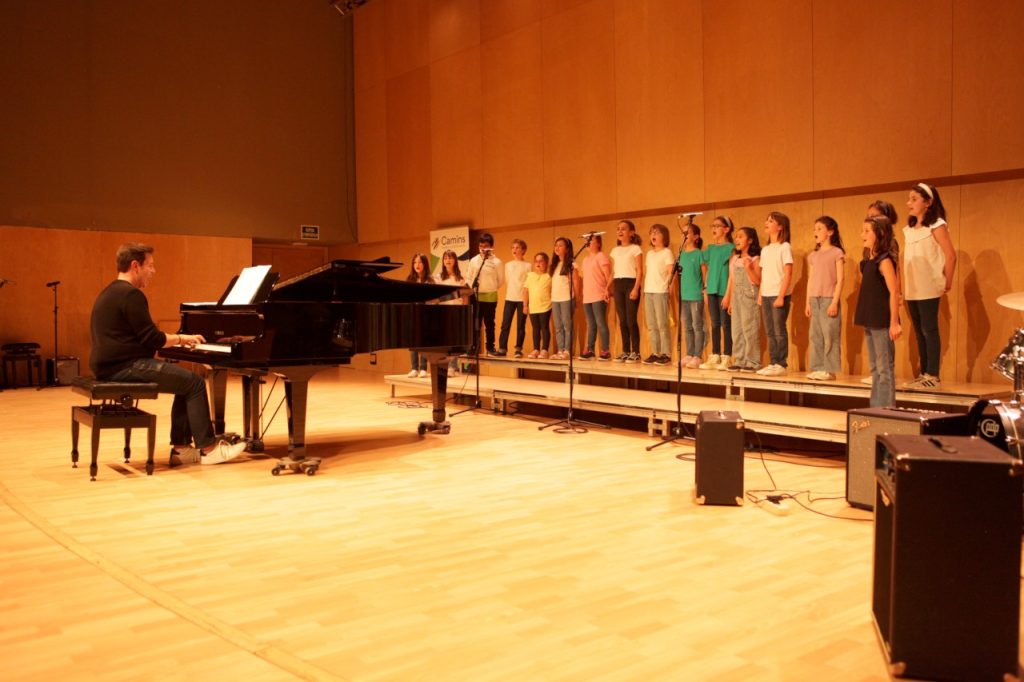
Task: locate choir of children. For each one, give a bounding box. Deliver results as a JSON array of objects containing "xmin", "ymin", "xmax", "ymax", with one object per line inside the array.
[{"xmin": 419, "ymin": 183, "xmax": 953, "ymax": 406}]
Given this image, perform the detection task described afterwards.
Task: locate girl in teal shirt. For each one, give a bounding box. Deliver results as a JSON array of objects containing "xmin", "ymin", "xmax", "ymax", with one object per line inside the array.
[
  {"xmin": 677, "ymin": 224, "xmax": 706, "ymax": 369},
  {"xmin": 701, "ymin": 216, "xmax": 735, "ymax": 370}
]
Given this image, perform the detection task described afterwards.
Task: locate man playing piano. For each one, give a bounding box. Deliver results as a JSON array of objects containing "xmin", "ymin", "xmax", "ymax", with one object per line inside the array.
[{"xmin": 89, "ymin": 243, "xmax": 247, "ymax": 467}]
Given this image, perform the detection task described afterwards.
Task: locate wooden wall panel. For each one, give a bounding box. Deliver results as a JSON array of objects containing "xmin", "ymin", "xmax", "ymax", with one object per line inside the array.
[
  {"xmin": 704, "ymin": 0, "xmax": 814, "ymax": 201},
  {"xmin": 481, "ymin": 25, "xmax": 545, "ymax": 228},
  {"xmin": 429, "ymin": 0, "xmax": 480, "ymax": 62},
  {"xmin": 430, "ymin": 48, "xmax": 484, "ymax": 228},
  {"xmin": 813, "ymin": 0, "xmax": 953, "ymax": 189},
  {"xmin": 952, "ymin": 0, "xmax": 1024, "ymax": 175},
  {"xmin": 250, "ymin": 244, "xmax": 328, "ymax": 282},
  {"xmin": 613, "ymin": 0, "xmax": 704, "ymax": 211},
  {"xmin": 480, "ymin": 0, "xmax": 541, "ymax": 42},
  {"xmin": 957, "ymin": 178, "xmax": 1024, "ymax": 384},
  {"xmin": 386, "ymin": 0, "xmax": 431, "ymax": 79},
  {"xmin": 541, "ymin": 0, "xmax": 590, "ymax": 19},
  {"xmin": 386, "ymin": 68, "xmax": 433, "ymax": 239},
  {"xmin": 356, "ymin": 84, "xmax": 390, "ymax": 243},
  {"xmin": 354, "ymin": 0, "xmax": 388, "ymax": 92},
  {"xmin": 541, "ymin": 0, "xmax": 617, "ymax": 220}
]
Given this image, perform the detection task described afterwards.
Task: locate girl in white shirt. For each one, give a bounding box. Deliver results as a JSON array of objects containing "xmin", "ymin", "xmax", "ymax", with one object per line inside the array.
[
  {"xmin": 757, "ymin": 212, "xmax": 794, "ymax": 376},
  {"xmin": 643, "ymin": 224, "xmax": 675, "ymax": 364},
  {"xmin": 610, "ymin": 220, "xmax": 644, "ymax": 362},
  {"xmin": 549, "ymin": 237, "xmax": 580, "ymax": 360},
  {"xmin": 902, "ymin": 182, "xmax": 956, "ymax": 389}
]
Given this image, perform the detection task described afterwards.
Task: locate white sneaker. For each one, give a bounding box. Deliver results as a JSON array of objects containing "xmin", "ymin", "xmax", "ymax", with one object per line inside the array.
[
  {"xmin": 201, "ymin": 440, "xmax": 247, "ymax": 465},
  {"xmin": 759, "ymin": 364, "xmax": 786, "ymax": 377},
  {"xmin": 699, "ymin": 354, "xmax": 721, "ymax": 370},
  {"xmin": 407, "ymin": 369, "xmax": 418, "ymax": 378},
  {"xmin": 418, "ymin": 369, "xmax": 428, "ymax": 378},
  {"xmin": 755, "ymin": 365, "xmax": 774, "ymax": 376},
  {"xmin": 716, "ymin": 355, "xmax": 732, "ymax": 371}
]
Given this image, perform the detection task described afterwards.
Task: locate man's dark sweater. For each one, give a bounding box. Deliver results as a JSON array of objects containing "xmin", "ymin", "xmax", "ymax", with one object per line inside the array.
[{"xmin": 90, "ymin": 280, "xmax": 167, "ymax": 379}]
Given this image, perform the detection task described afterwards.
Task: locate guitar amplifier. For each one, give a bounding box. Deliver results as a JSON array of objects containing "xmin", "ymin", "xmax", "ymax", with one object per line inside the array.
[
  {"xmin": 872, "ymin": 434, "xmax": 1022, "ymax": 681},
  {"xmin": 694, "ymin": 410, "xmax": 745, "ymax": 506},
  {"xmin": 845, "ymin": 407, "xmax": 968, "ymax": 510},
  {"xmin": 46, "ymin": 356, "xmax": 80, "ymax": 386}
]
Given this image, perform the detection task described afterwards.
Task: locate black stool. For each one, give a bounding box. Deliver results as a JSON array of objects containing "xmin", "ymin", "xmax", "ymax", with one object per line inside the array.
[
  {"xmin": 2, "ymin": 342, "xmax": 44, "ymax": 388},
  {"xmin": 71, "ymin": 377, "xmax": 159, "ymax": 480}
]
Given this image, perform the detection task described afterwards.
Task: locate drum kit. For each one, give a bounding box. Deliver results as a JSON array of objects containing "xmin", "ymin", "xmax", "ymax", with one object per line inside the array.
[{"xmin": 969, "ymin": 291, "xmax": 1024, "ymax": 459}]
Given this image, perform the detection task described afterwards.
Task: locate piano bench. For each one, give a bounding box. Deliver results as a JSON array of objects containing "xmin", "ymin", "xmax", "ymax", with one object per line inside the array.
[{"xmin": 70, "ymin": 377, "xmax": 159, "ymax": 481}]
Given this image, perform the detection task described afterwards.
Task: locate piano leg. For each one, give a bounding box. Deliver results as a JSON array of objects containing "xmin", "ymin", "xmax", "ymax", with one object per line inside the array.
[
  {"xmin": 418, "ymin": 353, "xmax": 452, "ymax": 436},
  {"xmin": 240, "ymin": 372, "xmax": 265, "ymax": 453},
  {"xmin": 203, "ymin": 367, "xmax": 228, "ymax": 436},
  {"xmin": 270, "ymin": 366, "xmax": 323, "ymax": 476}
]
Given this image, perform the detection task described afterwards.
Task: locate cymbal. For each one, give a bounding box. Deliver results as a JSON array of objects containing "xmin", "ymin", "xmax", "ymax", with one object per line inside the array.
[{"xmin": 997, "ymin": 291, "xmax": 1024, "ymax": 311}]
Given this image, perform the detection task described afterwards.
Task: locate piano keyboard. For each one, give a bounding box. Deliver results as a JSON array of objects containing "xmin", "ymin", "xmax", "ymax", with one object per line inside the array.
[{"xmin": 192, "ymin": 343, "xmax": 233, "ymax": 354}]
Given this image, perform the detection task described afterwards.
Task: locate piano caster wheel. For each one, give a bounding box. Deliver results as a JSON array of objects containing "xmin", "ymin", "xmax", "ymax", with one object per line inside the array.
[
  {"xmin": 270, "ymin": 456, "xmax": 321, "ymax": 476},
  {"xmin": 417, "ymin": 421, "xmax": 451, "ymax": 436}
]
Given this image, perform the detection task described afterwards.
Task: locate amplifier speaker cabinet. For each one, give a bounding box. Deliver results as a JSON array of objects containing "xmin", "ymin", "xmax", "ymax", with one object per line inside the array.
[
  {"xmin": 846, "ymin": 407, "xmax": 968, "ymax": 510},
  {"xmin": 872, "ymin": 434, "xmax": 1022, "ymax": 681},
  {"xmin": 46, "ymin": 356, "xmax": 80, "ymax": 386},
  {"xmin": 694, "ymin": 410, "xmax": 744, "ymax": 506}
]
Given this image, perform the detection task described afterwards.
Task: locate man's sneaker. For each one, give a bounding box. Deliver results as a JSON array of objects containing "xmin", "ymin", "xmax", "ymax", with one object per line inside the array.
[
  {"xmin": 407, "ymin": 369, "xmax": 418, "ymax": 378},
  {"xmin": 513, "ymin": 349, "xmax": 524, "ymax": 359},
  {"xmin": 755, "ymin": 364, "xmax": 775, "ymax": 376},
  {"xmin": 717, "ymin": 355, "xmax": 733, "ymax": 370},
  {"xmin": 761, "ymin": 364, "xmax": 786, "ymax": 377},
  {"xmin": 418, "ymin": 369, "xmax": 428, "ymax": 378},
  {"xmin": 627, "ymin": 352, "xmax": 642, "ymax": 363},
  {"xmin": 578, "ymin": 350, "xmax": 595, "ymax": 360},
  {"xmin": 642, "ymin": 354, "xmax": 659, "ymax": 365},
  {"xmin": 655, "ymin": 354, "xmax": 671, "ymax": 365},
  {"xmin": 598, "ymin": 351, "xmax": 612, "ymax": 361},
  {"xmin": 613, "ymin": 353, "xmax": 629, "ymax": 362},
  {"xmin": 487, "ymin": 350, "xmax": 505, "ymax": 358},
  {"xmin": 900, "ymin": 375, "xmax": 923, "ymax": 389},
  {"xmin": 201, "ymin": 440, "xmax": 247, "ymax": 465},
  {"xmin": 806, "ymin": 371, "xmax": 835, "ymax": 381},
  {"xmin": 169, "ymin": 447, "xmax": 201, "ymax": 468},
  {"xmin": 699, "ymin": 354, "xmax": 721, "ymax": 370}
]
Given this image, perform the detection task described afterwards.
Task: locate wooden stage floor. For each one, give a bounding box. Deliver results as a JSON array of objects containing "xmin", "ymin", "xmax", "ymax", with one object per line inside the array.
[{"xmin": 0, "ymin": 368, "xmax": 1018, "ymax": 681}]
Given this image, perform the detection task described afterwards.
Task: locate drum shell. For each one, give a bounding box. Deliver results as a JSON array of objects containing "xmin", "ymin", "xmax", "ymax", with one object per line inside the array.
[{"xmin": 969, "ymin": 398, "xmax": 1023, "ymax": 458}]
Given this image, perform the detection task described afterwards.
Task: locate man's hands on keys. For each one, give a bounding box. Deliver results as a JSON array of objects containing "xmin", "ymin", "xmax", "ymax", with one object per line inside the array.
[{"xmin": 178, "ymin": 333, "xmax": 206, "ymax": 348}]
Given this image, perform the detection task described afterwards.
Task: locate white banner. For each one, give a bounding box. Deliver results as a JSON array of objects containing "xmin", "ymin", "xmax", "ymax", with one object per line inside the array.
[{"xmin": 428, "ymin": 226, "xmax": 471, "ymax": 275}]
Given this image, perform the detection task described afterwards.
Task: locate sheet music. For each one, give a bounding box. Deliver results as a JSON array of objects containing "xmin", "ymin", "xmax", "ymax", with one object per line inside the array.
[{"xmin": 223, "ymin": 265, "xmax": 272, "ymax": 305}]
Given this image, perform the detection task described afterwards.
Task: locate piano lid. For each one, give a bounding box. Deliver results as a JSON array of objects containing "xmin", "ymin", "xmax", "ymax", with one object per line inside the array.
[{"xmin": 269, "ymin": 257, "xmax": 466, "ymax": 303}]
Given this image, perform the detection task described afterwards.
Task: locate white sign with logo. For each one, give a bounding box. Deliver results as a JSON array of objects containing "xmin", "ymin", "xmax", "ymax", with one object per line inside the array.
[{"xmin": 428, "ymin": 226, "xmax": 470, "ymax": 275}]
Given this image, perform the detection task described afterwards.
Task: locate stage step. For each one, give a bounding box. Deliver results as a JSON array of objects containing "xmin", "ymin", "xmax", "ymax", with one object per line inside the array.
[
  {"xmin": 385, "ymin": 374, "xmax": 848, "ymax": 443},
  {"xmin": 468, "ymin": 356, "xmax": 1005, "ymax": 408}
]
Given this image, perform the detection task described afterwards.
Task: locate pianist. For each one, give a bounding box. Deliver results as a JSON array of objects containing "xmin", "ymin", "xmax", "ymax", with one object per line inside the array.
[{"xmin": 88, "ymin": 242, "xmax": 246, "ymax": 467}]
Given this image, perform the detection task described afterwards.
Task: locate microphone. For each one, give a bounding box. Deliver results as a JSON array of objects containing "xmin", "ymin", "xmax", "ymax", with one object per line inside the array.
[
  {"xmin": 580, "ymin": 231, "xmax": 606, "ymax": 238},
  {"xmin": 46, "ymin": 280, "xmax": 61, "ymax": 287},
  {"xmin": 677, "ymin": 212, "xmax": 703, "ymax": 218}
]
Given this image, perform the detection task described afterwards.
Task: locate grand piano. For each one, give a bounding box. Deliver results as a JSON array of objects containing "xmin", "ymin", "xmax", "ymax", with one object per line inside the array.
[{"xmin": 158, "ymin": 258, "xmax": 474, "ymax": 474}]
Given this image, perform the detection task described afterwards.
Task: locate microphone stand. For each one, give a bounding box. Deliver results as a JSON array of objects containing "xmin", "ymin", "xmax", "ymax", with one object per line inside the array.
[
  {"xmin": 647, "ymin": 217, "xmax": 694, "ymax": 450},
  {"xmin": 540, "ymin": 235, "xmax": 609, "ymax": 434},
  {"xmin": 451, "ymin": 252, "xmax": 487, "ymax": 416},
  {"xmin": 42, "ymin": 280, "xmax": 61, "ymax": 389}
]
